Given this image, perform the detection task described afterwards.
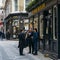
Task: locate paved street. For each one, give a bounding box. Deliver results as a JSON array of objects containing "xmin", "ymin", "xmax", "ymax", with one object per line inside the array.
[{"xmin": 0, "ymin": 40, "xmax": 52, "ymax": 60}]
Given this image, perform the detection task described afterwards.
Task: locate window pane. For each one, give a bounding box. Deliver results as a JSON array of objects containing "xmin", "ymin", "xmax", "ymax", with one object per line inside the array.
[
  {"xmin": 40, "ymin": 14, "xmax": 43, "ymax": 39},
  {"xmin": 14, "ymin": 0, "xmax": 18, "ymax": 11},
  {"xmin": 53, "ymin": 5, "xmax": 57, "ymax": 40}
]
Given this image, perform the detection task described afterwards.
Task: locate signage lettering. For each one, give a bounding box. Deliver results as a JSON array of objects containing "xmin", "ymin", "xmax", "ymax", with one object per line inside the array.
[{"xmin": 32, "ymin": 3, "xmax": 46, "ymax": 15}]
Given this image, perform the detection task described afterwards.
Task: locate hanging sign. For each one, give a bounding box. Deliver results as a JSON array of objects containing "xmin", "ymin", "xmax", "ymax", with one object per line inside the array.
[{"xmin": 32, "ymin": 3, "xmax": 46, "ymax": 15}]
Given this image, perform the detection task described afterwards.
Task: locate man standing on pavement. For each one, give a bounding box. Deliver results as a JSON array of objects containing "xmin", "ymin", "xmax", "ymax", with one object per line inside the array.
[
  {"xmin": 28, "ymin": 29, "xmax": 34, "ymax": 54},
  {"xmin": 18, "ymin": 29, "xmax": 25, "ymax": 56},
  {"xmin": 33, "ymin": 28, "xmax": 38, "ymax": 55}
]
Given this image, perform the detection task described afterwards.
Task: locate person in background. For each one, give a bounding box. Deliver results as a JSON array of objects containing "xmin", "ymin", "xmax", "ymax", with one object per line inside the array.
[
  {"xmin": 2, "ymin": 32, "xmax": 5, "ymax": 40},
  {"xmin": 0, "ymin": 31, "xmax": 2, "ymax": 39}
]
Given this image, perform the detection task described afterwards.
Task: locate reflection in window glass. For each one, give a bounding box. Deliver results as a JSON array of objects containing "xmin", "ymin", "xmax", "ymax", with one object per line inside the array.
[
  {"xmin": 40, "ymin": 15, "xmax": 43, "ymax": 39},
  {"xmin": 24, "ymin": 19, "xmax": 29, "ymax": 30},
  {"xmin": 34, "ymin": 16, "xmax": 38, "ymax": 30},
  {"xmin": 30, "ymin": 18, "xmax": 33, "ymax": 29}
]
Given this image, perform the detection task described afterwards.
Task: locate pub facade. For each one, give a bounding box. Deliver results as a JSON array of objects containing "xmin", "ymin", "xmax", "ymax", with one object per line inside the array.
[
  {"xmin": 5, "ymin": 12, "xmax": 28, "ymax": 39},
  {"xmin": 26, "ymin": 0, "xmax": 60, "ymax": 59}
]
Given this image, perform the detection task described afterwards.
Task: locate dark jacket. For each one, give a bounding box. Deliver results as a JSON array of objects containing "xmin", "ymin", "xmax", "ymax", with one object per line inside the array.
[
  {"xmin": 18, "ymin": 32, "xmax": 25, "ymax": 47},
  {"xmin": 33, "ymin": 32, "xmax": 38, "ymax": 42}
]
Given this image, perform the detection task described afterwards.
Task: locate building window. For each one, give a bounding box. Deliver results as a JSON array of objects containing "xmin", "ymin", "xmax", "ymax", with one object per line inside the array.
[
  {"xmin": 25, "ymin": 0, "xmax": 31, "ymax": 8},
  {"xmin": 53, "ymin": 5, "xmax": 58, "ymax": 40},
  {"xmin": 14, "ymin": 0, "xmax": 18, "ymax": 11},
  {"xmin": 40, "ymin": 14, "xmax": 43, "ymax": 39},
  {"xmin": 29, "ymin": 18, "xmax": 33, "ymax": 29},
  {"xmin": 34, "ymin": 15, "xmax": 38, "ymax": 30}
]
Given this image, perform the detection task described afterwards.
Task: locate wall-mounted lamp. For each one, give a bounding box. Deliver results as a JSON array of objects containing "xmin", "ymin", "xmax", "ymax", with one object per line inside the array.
[{"xmin": 20, "ymin": 21, "xmax": 23, "ymax": 23}]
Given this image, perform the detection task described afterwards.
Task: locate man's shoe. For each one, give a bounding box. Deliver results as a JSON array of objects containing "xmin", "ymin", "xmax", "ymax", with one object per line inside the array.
[
  {"xmin": 28, "ymin": 52, "xmax": 31, "ymax": 54},
  {"xmin": 20, "ymin": 54, "xmax": 25, "ymax": 56},
  {"xmin": 32, "ymin": 51, "xmax": 35, "ymax": 54},
  {"xmin": 33, "ymin": 53, "xmax": 38, "ymax": 55}
]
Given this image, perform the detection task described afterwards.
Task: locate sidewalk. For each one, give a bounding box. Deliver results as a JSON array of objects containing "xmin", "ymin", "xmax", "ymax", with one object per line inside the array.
[
  {"xmin": 7, "ymin": 40, "xmax": 53, "ymax": 60},
  {"xmin": 0, "ymin": 40, "xmax": 53, "ymax": 60},
  {"xmin": 24, "ymin": 47, "xmax": 53, "ymax": 60}
]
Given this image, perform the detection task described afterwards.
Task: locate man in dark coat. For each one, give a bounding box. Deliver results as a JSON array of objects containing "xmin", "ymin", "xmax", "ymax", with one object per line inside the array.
[
  {"xmin": 33, "ymin": 28, "xmax": 38, "ymax": 55},
  {"xmin": 28, "ymin": 29, "xmax": 34, "ymax": 54},
  {"xmin": 18, "ymin": 29, "xmax": 25, "ymax": 55}
]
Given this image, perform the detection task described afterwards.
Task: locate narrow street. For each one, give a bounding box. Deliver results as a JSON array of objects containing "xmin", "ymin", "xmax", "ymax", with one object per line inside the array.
[
  {"xmin": 0, "ymin": 40, "xmax": 52, "ymax": 60},
  {"xmin": 0, "ymin": 0, "xmax": 59, "ymax": 59}
]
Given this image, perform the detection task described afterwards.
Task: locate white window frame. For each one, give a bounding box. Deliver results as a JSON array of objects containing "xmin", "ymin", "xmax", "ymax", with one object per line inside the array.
[{"xmin": 53, "ymin": 5, "xmax": 58, "ymax": 40}]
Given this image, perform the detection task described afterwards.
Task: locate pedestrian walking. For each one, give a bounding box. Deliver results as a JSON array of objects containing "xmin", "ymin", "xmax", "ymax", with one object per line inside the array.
[{"xmin": 18, "ymin": 29, "xmax": 25, "ymax": 56}]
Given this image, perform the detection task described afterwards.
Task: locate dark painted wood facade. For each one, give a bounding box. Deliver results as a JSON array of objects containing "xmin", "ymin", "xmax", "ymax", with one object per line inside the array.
[{"xmin": 28, "ymin": 0, "xmax": 59, "ymax": 59}]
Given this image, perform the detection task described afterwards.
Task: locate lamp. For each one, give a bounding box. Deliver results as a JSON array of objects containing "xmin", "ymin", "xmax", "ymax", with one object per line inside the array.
[{"xmin": 20, "ymin": 21, "xmax": 23, "ymax": 23}]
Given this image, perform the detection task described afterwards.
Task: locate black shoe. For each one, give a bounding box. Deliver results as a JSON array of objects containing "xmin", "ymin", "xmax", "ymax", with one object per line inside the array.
[
  {"xmin": 33, "ymin": 53, "xmax": 38, "ymax": 55},
  {"xmin": 28, "ymin": 52, "xmax": 31, "ymax": 54},
  {"xmin": 18, "ymin": 46, "xmax": 19, "ymax": 48},
  {"xmin": 20, "ymin": 54, "xmax": 25, "ymax": 56}
]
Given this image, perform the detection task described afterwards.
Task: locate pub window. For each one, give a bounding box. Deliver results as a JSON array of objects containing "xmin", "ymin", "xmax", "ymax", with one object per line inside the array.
[
  {"xmin": 40, "ymin": 14, "xmax": 43, "ymax": 39},
  {"xmin": 14, "ymin": 0, "xmax": 18, "ymax": 11},
  {"xmin": 53, "ymin": 5, "xmax": 57, "ymax": 40},
  {"xmin": 29, "ymin": 18, "xmax": 33, "ymax": 29},
  {"xmin": 46, "ymin": 9, "xmax": 52, "ymax": 34},
  {"xmin": 34, "ymin": 15, "xmax": 38, "ymax": 30}
]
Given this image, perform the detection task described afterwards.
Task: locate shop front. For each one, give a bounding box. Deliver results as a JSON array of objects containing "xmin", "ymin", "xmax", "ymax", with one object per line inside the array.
[
  {"xmin": 5, "ymin": 13, "xmax": 28, "ymax": 39},
  {"xmin": 58, "ymin": 2, "xmax": 60, "ymax": 59},
  {"xmin": 28, "ymin": 0, "xmax": 58, "ymax": 59}
]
